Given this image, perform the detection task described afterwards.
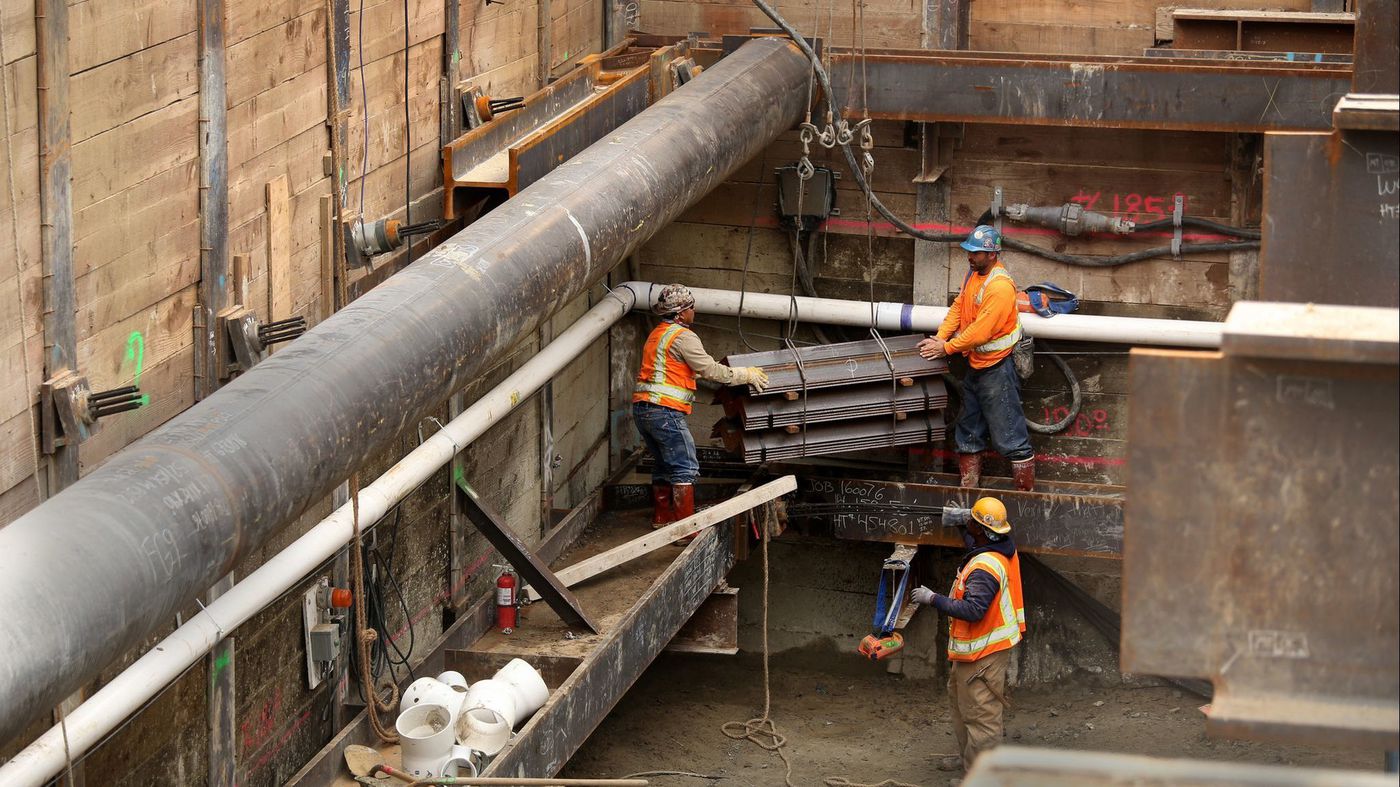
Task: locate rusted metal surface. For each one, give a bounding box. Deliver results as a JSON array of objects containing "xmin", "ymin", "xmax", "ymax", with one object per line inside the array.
[
  {"xmin": 1170, "ymin": 10, "xmax": 1355, "ymax": 54},
  {"xmin": 196, "ymin": 0, "xmax": 228, "ymax": 403},
  {"xmin": 443, "ymin": 57, "xmax": 650, "ymax": 217},
  {"xmin": 1259, "ymin": 128, "xmax": 1399, "ymax": 307},
  {"xmin": 1221, "ymin": 301, "xmax": 1399, "ymax": 365},
  {"xmin": 511, "ymin": 67, "xmax": 649, "ymax": 191},
  {"xmin": 484, "ymin": 525, "xmax": 736, "ymax": 777},
  {"xmin": 725, "ymin": 335, "xmax": 948, "ymax": 395},
  {"xmin": 799, "ymin": 477, "xmax": 1124, "ymax": 558},
  {"xmin": 827, "ymin": 49, "xmax": 1350, "ymax": 132},
  {"xmin": 0, "ymin": 37, "xmax": 812, "ymax": 748},
  {"xmin": 1353, "ymin": 0, "xmax": 1398, "ymax": 94},
  {"xmin": 1124, "ymin": 331, "xmax": 1399, "ymax": 748},
  {"xmin": 36, "ymin": 0, "xmax": 78, "ymax": 490},
  {"xmin": 719, "ymin": 378, "xmax": 947, "ymax": 430},
  {"xmin": 716, "ymin": 413, "xmax": 946, "ymax": 463},
  {"xmin": 965, "ymin": 746, "xmax": 1398, "ymax": 786},
  {"xmin": 665, "ymin": 585, "xmax": 739, "ymax": 655},
  {"xmin": 1334, "ymin": 93, "xmax": 1400, "ymax": 131},
  {"xmin": 1142, "ymin": 47, "xmax": 1351, "ymax": 63},
  {"xmin": 457, "ymin": 478, "xmax": 599, "ymax": 634}
]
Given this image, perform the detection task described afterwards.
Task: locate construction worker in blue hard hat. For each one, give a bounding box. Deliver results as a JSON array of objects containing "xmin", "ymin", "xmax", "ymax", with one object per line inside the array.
[
  {"xmin": 917, "ymin": 225, "xmax": 1036, "ymax": 491},
  {"xmin": 911, "ymin": 496, "xmax": 1026, "ymax": 773},
  {"xmin": 633, "ymin": 284, "xmax": 770, "ymax": 528}
]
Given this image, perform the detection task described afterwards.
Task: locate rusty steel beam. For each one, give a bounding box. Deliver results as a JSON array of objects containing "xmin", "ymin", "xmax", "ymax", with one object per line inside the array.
[
  {"xmin": 0, "ymin": 37, "xmax": 812, "ymax": 748},
  {"xmin": 827, "ymin": 49, "xmax": 1351, "ymax": 132},
  {"xmin": 1124, "ymin": 303, "xmax": 1399, "ymax": 749},
  {"xmin": 799, "ymin": 477, "xmax": 1124, "ymax": 558},
  {"xmin": 483, "ymin": 525, "xmax": 736, "ymax": 778},
  {"xmin": 457, "ymin": 478, "xmax": 598, "ymax": 634}
]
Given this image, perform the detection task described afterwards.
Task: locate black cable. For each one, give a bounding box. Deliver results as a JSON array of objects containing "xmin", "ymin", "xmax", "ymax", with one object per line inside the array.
[
  {"xmin": 750, "ymin": 0, "xmax": 1261, "ymax": 268},
  {"xmin": 1023, "ymin": 340, "xmax": 1081, "ymax": 435},
  {"xmin": 1135, "ymin": 215, "xmax": 1261, "ymax": 239}
]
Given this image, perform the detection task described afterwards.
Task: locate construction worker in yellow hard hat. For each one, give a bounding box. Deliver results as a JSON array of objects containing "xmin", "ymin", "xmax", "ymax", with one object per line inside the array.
[
  {"xmin": 910, "ymin": 496, "xmax": 1026, "ymax": 774},
  {"xmin": 633, "ymin": 284, "xmax": 770, "ymax": 528}
]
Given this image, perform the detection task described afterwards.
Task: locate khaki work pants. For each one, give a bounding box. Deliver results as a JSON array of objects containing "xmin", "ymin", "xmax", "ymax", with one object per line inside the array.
[{"xmin": 946, "ymin": 647, "xmax": 1012, "ymax": 771}]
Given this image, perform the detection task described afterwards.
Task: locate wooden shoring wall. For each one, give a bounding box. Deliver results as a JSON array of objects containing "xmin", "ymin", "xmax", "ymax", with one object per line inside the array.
[{"xmin": 0, "ymin": 0, "xmax": 616, "ymax": 782}]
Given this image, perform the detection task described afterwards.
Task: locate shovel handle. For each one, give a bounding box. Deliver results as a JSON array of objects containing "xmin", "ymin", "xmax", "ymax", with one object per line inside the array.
[{"xmin": 373, "ymin": 761, "xmax": 646, "ymax": 785}]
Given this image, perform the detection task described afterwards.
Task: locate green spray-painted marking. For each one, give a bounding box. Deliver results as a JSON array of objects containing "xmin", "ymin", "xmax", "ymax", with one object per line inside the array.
[
  {"xmin": 212, "ymin": 648, "xmax": 232, "ymax": 683},
  {"xmin": 123, "ymin": 331, "xmax": 151, "ymax": 406}
]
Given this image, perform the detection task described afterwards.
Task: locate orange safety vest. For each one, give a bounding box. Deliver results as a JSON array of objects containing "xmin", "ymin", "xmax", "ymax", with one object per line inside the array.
[
  {"xmin": 953, "ymin": 264, "xmax": 1022, "ymax": 369},
  {"xmin": 947, "ymin": 550, "xmax": 1026, "ymax": 662},
  {"xmin": 633, "ymin": 322, "xmax": 699, "ymax": 414}
]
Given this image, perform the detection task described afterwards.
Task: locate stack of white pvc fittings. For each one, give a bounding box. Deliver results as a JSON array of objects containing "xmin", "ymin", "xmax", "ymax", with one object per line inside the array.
[{"xmin": 392, "ymin": 659, "xmax": 550, "ymax": 778}]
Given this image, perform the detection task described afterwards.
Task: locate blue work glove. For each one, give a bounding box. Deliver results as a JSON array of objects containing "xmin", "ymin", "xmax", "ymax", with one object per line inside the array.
[{"xmin": 911, "ymin": 586, "xmax": 938, "ymax": 606}]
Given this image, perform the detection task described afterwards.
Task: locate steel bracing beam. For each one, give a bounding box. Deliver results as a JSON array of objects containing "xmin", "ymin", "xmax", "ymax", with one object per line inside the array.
[
  {"xmin": 827, "ymin": 49, "xmax": 1351, "ymax": 132},
  {"xmin": 800, "ymin": 477, "xmax": 1124, "ymax": 558},
  {"xmin": 0, "ymin": 37, "xmax": 812, "ymax": 747}
]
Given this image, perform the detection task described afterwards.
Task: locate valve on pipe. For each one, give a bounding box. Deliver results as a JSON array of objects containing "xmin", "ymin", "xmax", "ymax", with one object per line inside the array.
[
  {"xmin": 1003, "ymin": 202, "xmax": 1136, "ymax": 236},
  {"xmin": 351, "ymin": 218, "xmax": 450, "ymax": 263}
]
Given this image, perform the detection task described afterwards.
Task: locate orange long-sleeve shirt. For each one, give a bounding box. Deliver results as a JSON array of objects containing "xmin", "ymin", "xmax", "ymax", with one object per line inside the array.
[{"xmin": 936, "ymin": 263, "xmax": 1019, "ymax": 369}]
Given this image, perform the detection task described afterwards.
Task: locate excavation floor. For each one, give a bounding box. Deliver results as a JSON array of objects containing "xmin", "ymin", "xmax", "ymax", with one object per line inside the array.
[{"xmin": 559, "ymin": 650, "xmax": 1378, "ymax": 786}]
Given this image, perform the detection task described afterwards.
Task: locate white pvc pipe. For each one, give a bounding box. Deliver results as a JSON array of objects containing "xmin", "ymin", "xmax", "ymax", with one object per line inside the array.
[
  {"xmin": 0, "ymin": 288, "xmax": 636, "ymax": 787},
  {"xmin": 620, "ymin": 281, "xmax": 1225, "ymax": 349}
]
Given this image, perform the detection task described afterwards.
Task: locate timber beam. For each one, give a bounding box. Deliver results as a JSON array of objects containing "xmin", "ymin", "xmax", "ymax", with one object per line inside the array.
[
  {"xmin": 827, "ymin": 49, "xmax": 1351, "ymax": 132},
  {"xmin": 798, "ymin": 476, "xmax": 1123, "ymax": 558}
]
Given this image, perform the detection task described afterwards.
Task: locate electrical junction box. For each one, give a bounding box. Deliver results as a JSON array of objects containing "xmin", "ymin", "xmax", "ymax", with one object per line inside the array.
[{"xmin": 302, "ymin": 577, "xmax": 344, "ymax": 689}]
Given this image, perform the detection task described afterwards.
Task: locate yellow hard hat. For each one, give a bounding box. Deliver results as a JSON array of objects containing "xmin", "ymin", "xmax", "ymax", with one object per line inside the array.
[{"xmin": 970, "ymin": 497, "xmax": 1011, "ymax": 534}]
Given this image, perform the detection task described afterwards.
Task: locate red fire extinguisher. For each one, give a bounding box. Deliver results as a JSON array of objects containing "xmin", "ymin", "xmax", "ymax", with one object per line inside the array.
[{"xmin": 495, "ymin": 566, "xmax": 517, "ymax": 634}]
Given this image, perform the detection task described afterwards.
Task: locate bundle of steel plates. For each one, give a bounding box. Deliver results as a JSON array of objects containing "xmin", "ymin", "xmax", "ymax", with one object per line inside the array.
[
  {"xmin": 717, "ymin": 377, "xmax": 948, "ymax": 430},
  {"xmin": 714, "ymin": 334, "xmax": 949, "ymax": 462},
  {"xmin": 715, "ymin": 411, "xmax": 946, "ymax": 462},
  {"xmin": 723, "ymin": 334, "xmax": 945, "ymax": 396}
]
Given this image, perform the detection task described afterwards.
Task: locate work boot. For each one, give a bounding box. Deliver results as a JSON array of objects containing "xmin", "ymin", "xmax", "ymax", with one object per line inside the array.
[
  {"xmin": 936, "ymin": 755, "xmax": 964, "ymax": 772},
  {"xmin": 671, "ymin": 483, "xmax": 696, "ymax": 521},
  {"xmin": 651, "ymin": 483, "xmax": 673, "ymax": 528},
  {"xmin": 957, "ymin": 453, "xmax": 982, "ymax": 489},
  {"xmin": 1012, "ymin": 458, "xmax": 1036, "ymax": 491},
  {"xmin": 669, "ymin": 483, "xmax": 697, "ymax": 545}
]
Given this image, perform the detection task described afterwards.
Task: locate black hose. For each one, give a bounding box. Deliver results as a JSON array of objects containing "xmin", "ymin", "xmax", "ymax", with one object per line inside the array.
[
  {"xmin": 750, "ymin": 0, "xmax": 1261, "ymax": 268},
  {"xmin": 1136, "ymin": 215, "xmax": 1261, "ymax": 239},
  {"xmin": 1024, "ymin": 341, "xmax": 1081, "ymax": 435}
]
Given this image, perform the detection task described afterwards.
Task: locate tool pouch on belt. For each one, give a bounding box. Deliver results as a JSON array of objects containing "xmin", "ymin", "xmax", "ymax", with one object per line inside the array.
[{"xmin": 1013, "ymin": 336, "xmax": 1035, "ymax": 381}]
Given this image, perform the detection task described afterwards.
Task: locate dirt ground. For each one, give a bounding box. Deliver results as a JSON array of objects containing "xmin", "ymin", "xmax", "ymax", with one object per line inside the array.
[{"xmin": 560, "ymin": 649, "xmax": 1379, "ymax": 786}]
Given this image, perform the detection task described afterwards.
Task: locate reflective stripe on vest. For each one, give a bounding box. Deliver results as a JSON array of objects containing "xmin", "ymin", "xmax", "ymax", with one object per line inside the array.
[
  {"xmin": 970, "ymin": 267, "xmax": 1022, "ymax": 355},
  {"xmin": 947, "ymin": 552, "xmax": 1023, "ymax": 658},
  {"xmin": 634, "ymin": 323, "xmax": 697, "ymax": 409}
]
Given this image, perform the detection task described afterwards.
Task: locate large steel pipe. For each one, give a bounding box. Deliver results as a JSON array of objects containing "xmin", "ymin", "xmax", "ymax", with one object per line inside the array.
[{"xmin": 0, "ymin": 37, "xmax": 810, "ymax": 746}]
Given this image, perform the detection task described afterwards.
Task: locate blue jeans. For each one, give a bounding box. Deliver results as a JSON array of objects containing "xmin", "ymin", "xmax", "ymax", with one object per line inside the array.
[
  {"xmin": 633, "ymin": 402, "xmax": 700, "ymax": 484},
  {"xmin": 955, "ymin": 357, "xmax": 1034, "ymax": 462}
]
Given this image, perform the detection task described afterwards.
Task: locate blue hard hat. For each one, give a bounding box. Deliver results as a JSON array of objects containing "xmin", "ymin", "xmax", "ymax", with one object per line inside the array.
[{"xmin": 960, "ymin": 225, "xmax": 1001, "ymax": 253}]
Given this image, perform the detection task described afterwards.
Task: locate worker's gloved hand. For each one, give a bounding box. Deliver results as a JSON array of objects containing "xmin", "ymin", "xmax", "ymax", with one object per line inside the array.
[
  {"xmin": 911, "ymin": 586, "xmax": 938, "ymax": 606},
  {"xmin": 738, "ymin": 366, "xmax": 770, "ymax": 392},
  {"xmin": 917, "ymin": 336, "xmax": 947, "ymax": 360}
]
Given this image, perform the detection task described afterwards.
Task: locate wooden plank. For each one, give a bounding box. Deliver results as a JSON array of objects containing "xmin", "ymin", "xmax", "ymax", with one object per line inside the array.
[
  {"xmin": 224, "ymin": 6, "xmax": 328, "ymax": 107},
  {"xmin": 457, "ymin": 477, "xmax": 600, "ymax": 633},
  {"xmin": 969, "ymin": 19, "xmax": 1155, "ymax": 56},
  {"xmin": 0, "ymin": 469, "xmax": 40, "ymax": 526},
  {"xmin": 70, "ymin": 97, "xmax": 199, "ymax": 211},
  {"xmin": 72, "ymin": 160, "xmax": 199, "ymax": 279},
  {"xmin": 69, "ymin": 33, "xmax": 198, "ymax": 144},
  {"xmin": 318, "ymin": 194, "xmax": 334, "ymax": 320},
  {"xmin": 67, "ymin": 0, "xmax": 196, "ymax": 74},
  {"xmin": 77, "ymin": 344, "xmax": 196, "ymax": 473},
  {"xmin": 265, "ymin": 176, "xmax": 291, "ymax": 321},
  {"xmin": 525, "ymin": 475, "xmax": 797, "ymax": 601},
  {"xmin": 227, "ymin": 0, "xmax": 323, "ymax": 46},
  {"xmin": 73, "ymin": 221, "xmax": 200, "ymax": 342}
]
